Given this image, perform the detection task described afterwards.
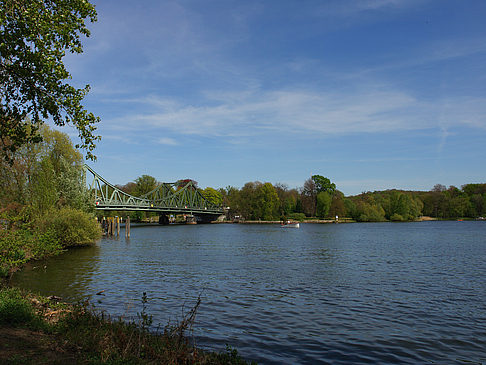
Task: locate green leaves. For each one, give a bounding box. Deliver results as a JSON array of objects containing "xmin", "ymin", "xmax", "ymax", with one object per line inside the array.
[{"xmin": 0, "ymin": 0, "xmax": 100, "ymax": 161}]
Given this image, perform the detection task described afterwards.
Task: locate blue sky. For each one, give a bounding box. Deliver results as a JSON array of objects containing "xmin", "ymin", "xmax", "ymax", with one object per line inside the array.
[{"xmin": 63, "ymin": 0, "xmax": 486, "ymax": 195}]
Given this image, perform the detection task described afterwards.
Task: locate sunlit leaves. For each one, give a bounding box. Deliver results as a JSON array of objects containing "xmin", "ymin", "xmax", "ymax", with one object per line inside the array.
[{"xmin": 0, "ymin": 0, "xmax": 100, "ymax": 161}]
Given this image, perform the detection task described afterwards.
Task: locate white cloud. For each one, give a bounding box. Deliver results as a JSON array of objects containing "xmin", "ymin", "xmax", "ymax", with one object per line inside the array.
[
  {"xmin": 102, "ymin": 86, "xmax": 486, "ymax": 142},
  {"xmin": 157, "ymin": 137, "xmax": 178, "ymax": 146}
]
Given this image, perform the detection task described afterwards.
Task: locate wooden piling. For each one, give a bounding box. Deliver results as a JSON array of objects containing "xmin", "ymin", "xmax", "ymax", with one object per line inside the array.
[
  {"xmin": 116, "ymin": 216, "xmax": 120, "ymax": 236},
  {"xmin": 125, "ymin": 215, "xmax": 130, "ymax": 238}
]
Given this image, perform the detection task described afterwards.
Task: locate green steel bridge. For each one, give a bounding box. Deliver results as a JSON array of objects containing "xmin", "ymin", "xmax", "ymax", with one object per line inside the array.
[{"xmin": 84, "ymin": 165, "xmax": 224, "ymax": 223}]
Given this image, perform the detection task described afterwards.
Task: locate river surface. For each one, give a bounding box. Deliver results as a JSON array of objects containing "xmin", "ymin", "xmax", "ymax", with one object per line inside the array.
[{"xmin": 12, "ymin": 221, "xmax": 486, "ymax": 364}]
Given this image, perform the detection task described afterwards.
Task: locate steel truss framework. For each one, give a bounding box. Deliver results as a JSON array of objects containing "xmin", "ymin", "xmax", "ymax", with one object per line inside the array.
[{"xmin": 84, "ymin": 165, "xmax": 223, "ymax": 216}]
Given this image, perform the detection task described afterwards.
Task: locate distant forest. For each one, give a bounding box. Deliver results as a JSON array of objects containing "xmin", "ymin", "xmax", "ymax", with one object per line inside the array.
[{"xmin": 116, "ymin": 174, "xmax": 486, "ymax": 222}]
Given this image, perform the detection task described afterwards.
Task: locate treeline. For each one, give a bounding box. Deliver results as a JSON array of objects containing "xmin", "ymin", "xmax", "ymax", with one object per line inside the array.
[
  {"xmin": 217, "ymin": 180, "xmax": 486, "ymax": 222},
  {"xmin": 112, "ymin": 173, "xmax": 486, "ymax": 222},
  {"xmin": 0, "ymin": 126, "xmax": 101, "ymax": 277}
]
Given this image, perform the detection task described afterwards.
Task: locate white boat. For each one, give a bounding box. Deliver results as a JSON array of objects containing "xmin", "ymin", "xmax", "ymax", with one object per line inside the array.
[{"xmin": 281, "ymin": 221, "xmax": 300, "ymax": 228}]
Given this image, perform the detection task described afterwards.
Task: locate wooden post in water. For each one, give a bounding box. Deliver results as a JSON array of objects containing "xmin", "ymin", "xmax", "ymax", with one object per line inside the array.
[
  {"xmin": 125, "ymin": 215, "xmax": 130, "ymax": 238},
  {"xmin": 116, "ymin": 216, "xmax": 120, "ymax": 236}
]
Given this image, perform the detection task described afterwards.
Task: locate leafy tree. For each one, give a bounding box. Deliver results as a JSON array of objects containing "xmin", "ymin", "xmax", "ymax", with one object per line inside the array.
[
  {"xmin": 316, "ymin": 191, "xmax": 332, "ymax": 218},
  {"xmin": 274, "ymin": 183, "xmax": 298, "ymax": 216},
  {"xmin": 312, "ymin": 175, "xmax": 336, "ymax": 194},
  {"xmin": 202, "ymin": 187, "xmax": 222, "ymax": 206},
  {"xmin": 301, "ymin": 178, "xmax": 316, "ymax": 216},
  {"xmin": 238, "ymin": 182, "xmax": 260, "ymax": 220},
  {"xmin": 175, "ymin": 179, "xmax": 198, "ymax": 191},
  {"xmin": 117, "ymin": 182, "xmax": 137, "ymax": 196},
  {"xmin": 432, "ymin": 184, "xmax": 447, "ymax": 192},
  {"xmin": 0, "ymin": 0, "xmax": 100, "ymax": 161},
  {"xmin": 0, "ymin": 125, "xmax": 89, "ymax": 213},
  {"xmin": 30, "ymin": 157, "xmax": 57, "ymax": 213},
  {"xmin": 329, "ymin": 191, "xmax": 346, "ymax": 218},
  {"xmin": 135, "ymin": 175, "xmax": 158, "ymax": 196},
  {"xmin": 254, "ymin": 183, "xmax": 280, "ymax": 220}
]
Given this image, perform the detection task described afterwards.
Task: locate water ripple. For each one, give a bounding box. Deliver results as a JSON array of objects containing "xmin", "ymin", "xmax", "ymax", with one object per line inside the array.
[{"xmin": 11, "ymin": 221, "xmax": 486, "ymax": 364}]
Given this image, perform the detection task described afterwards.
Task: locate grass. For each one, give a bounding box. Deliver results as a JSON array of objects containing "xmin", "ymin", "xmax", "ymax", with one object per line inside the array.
[{"xmin": 0, "ymin": 286, "xmax": 255, "ymax": 364}]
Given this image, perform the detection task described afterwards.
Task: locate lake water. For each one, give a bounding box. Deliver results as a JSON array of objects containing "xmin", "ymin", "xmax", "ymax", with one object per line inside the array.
[{"xmin": 11, "ymin": 221, "xmax": 486, "ymax": 364}]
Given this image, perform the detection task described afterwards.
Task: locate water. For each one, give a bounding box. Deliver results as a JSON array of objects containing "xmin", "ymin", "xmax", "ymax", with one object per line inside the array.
[{"xmin": 11, "ymin": 221, "xmax": 486, "ymax": 364}]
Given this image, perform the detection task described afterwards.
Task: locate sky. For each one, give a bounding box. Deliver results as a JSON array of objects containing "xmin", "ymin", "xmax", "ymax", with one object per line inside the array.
[{"xmin": 62, "ymin": 0, "xmax": 486, "ymax": 196}]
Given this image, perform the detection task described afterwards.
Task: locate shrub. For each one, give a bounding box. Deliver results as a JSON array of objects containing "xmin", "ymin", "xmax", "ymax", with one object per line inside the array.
[
  {"xmin": 0, "ymin": 287, "xmax": 38, "ymax": 326},
  {"xmin": 287, "ymin": 212, "xmax": 306, "ymax": 221},
  {"xmin": 35, "ymin": 207, "xmax": 101, "ymax": 248},
  {"xmin": 0, "ymin": 230, "xmax": 28, "ymax": 277},
  {"xmin": 390, "ymin": 213, "xmax": 405, "ymax": 221}
]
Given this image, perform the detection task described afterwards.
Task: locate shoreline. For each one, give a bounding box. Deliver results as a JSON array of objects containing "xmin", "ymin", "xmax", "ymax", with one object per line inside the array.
[{"xmin": 0, "ymin": 285, "xmax": 255, "ymax": 364}]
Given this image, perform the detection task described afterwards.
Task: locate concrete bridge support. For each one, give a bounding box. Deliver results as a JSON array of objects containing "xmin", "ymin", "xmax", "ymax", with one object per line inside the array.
[{"xmin": 158, "ymin": 214, "xmax": 170, "ymax": 225}]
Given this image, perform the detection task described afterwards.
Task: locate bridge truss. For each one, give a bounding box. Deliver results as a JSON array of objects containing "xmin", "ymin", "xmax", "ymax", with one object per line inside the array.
[{"xmin": 83, "ymin": 165, "xmax": 223, "ymax": 219}]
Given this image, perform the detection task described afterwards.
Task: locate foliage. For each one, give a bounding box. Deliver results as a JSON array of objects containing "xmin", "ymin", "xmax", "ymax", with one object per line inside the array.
[
  {"xmin": 316, "ymin": 191, "xmax": 332, "ymax": 218},
  {"xmin": 0, "ymin": 288, "xmax": 256, "ymax": 364},
  {"xmin": 34, "ymin": 207, "xmax": 101, "ymax": 248},
  {"xmin": 312, "ymin": 175, "xmax": 336, "ymax": 194},
  {"xmin": 0, "ymin": 226, "xmax": 62, "ymax": 277},
  {"xmin": 255, "ymin": 182, "xmax": 280, "ymax": 220},
  {"xmin": 176, "ymin": 178, "xmax": 198, "ymax": 191},
  {"xmin": 0, "ymin": 287, "xmax": 40, "ymax": 326},
  {"xmin": 287, "ymin": 212, "xmax": 306, "ymax": 221},
  {"xmin": 0, "ymin": 125, "xmax": 91, "ymax": 214},
  {"xmin": 0, "ymin": 0, "xmax": 100, "ymax": 161},
  {"xmin": 301, "ymin": 178, "xmax": 316, "ymax": 216},
  {"xmin": 390, "ymin": 213, "xmax": 405, "ymax": 221},
  {"xmin": 274, "ymin": 183, "xmax": 299, "ymax": 216},
  {"xmin": 202, "ymin": 187, "xmax": 223, "ymax": 206},
  {"xmin": 134, "ymin": 174, "xmax": 158, "ymax": 196},
  {"xmin": 329, "ymin": 191, "xmax": 346, "ymax": 218},
  {"xmin": 420, "ymin": 184, "xmax": 486, "ymax": 219}
]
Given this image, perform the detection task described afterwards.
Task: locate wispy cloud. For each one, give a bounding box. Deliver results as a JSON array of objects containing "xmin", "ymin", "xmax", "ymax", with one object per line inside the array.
[
  {"xmin": 101, "ymin": 86, "xmax": 486, "ymax": 142},
  {"xmin": 157, "ymin": 137, "xmax": 178, "ymax": 146}
]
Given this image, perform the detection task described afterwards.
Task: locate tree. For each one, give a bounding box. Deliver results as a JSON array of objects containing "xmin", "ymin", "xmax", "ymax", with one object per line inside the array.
[
  {"xmin": 219, "ymin": 186, "xmax": 240, "ymax": 219},
  {"xmin": 117, "ymin": 182, "xmax": 137, "ymax": 196},
  {"xmin": 316, "ymin": 191, "xmax": 332, "ymax": 218},
  {"xmin": 238, "ymin": 182, "xmax": 260, "ymax": 220},
  {"xmin": 176, "ymin": 179, "xmax": 198, "ymax": 190},
  {"xmin": 202, "ymin": 187, "xmax": 222, "ymax": 206},
  {"xmin": 0, "ymin": 0, "xmax": 100, "ymax": 161},
  {"xmin": 0, "ymin": 124, "xmax": 89, "ymax": 213},
  {"xmin": 274, "ymin": 183, "xmax": 298, "ymax": 216},
  {"xmin": 432, "ymin": 184, "xmax": 447, "ymax": 192},
  {"xmin": 301, "ymin": 178, "xmax": 316, "ymax": 216},
  {"xmin": 329, "ymin": 191, "xmax": 346, "ymax": 218},
  {"xmin": 312, "ymin": 175, "xmax": 336, "ymax": 194},
  {"xmin": 134, "ymin": 175, "xmax": 158, "ymax": 196},
  {"xmin": 255, "ymin": 182, "xmax": 280, "ymax": 221}
]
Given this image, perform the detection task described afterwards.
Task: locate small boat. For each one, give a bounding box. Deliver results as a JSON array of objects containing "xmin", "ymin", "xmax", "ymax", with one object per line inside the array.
[{"xmin": 281, "ymin": 221, "xmax": 300, "ymax": 228}]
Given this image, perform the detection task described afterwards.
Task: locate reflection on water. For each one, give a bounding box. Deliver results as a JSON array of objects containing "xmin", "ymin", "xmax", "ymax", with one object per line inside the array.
[
  {"xmin": 12, "ymin": 221, "xmax": 486, "ymax": 364},
  {"xmin": 13, "ymin": 243, "xmax": 101, "ymax": 302}
]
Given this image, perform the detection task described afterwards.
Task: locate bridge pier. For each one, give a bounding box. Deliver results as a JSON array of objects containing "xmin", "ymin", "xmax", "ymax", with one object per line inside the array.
[
  {"xmin": 158, "ymin": 214, "xmax": 169, "ymax": 225},
  {"xmin": 193, "ymin": 213, "xmax": 221, "ymax": 224}
]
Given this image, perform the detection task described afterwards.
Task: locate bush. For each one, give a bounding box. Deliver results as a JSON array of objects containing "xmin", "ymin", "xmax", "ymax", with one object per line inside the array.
[
  {"xmin": 0, "ymin": 230, "xmax": 28, "ymax": 277},
  {"xmin": 0, "ymin": 228, "xmax": 63, "ymax": 277},
  {"xmin": 287, "ymin": 212, "xmax": 306, "ymax": 221},
  {"xmin": 0, "ymin": 287, "xmax": 39, "ymax": 326},
  {"xmin": 390, "ymin": 213, "xmax": 405, "ymax": 221},
  {"xmin": 35, "ymin": 207, "xmax": 102, "ymax": 248}
]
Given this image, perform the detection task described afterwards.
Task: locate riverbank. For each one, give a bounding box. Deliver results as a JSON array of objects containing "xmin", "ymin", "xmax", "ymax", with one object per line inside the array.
[{"xmin": 0, "ymin": 286, "xmax": 254, "ymax": 364}]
